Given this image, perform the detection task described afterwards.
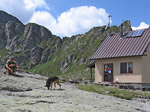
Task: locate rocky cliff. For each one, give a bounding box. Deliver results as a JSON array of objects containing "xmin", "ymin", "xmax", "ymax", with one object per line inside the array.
[
  {"xmin": 0, "ymin": 11, "xmax": 62, "ymax": 68},
  {"xmin": 0, "ymin": 10, "xmax": 132, "ymax": 79}
]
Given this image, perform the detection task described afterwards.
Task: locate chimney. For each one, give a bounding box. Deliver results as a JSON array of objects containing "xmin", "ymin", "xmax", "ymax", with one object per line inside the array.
[{"xmin": 120, "ymin": 24, "xmax": 123, "ymax": 37}]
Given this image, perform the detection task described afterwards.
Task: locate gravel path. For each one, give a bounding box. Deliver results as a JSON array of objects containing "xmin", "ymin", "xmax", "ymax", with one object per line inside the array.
[{"xmin": 0, "ymin": 70, "xmax": 150, "ymax": 112}]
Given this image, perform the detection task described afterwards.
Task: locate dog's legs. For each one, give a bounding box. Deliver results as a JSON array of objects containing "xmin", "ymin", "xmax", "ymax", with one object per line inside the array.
[
  {"xmin": 54, "ymin": 82, "xmax": 56, "ymax": 90},
  {"xmin": 56, "ymin": 79, "xmax": 61, "ymax": 89},
  {"xmin": 50, "ymin": 82, "xmax": 53, "ymax": 89}
]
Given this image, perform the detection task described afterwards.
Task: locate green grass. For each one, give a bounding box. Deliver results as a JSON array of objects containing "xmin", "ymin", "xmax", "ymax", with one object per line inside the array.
[
  {"xmin": 0, "ymin": 48, "xmax": 10, "ymax": 59},
  {"xmin": 38, "ymin": 40, "xmax": 48, "ymax": 48},
  {"xmin": 28, "ymin": 58, "xmax": 62, "ymax": 77},
  {"xmin": 19, "ymin": 64, "xmax": 29, "ymax": 70},
  {"xmin": 76, "ymin": 84, "xmax": 150, "ymax": 100},
  {"xmin": 28, "ymin": 49, "xmax": 63, "ymax": 77},
  {"xmin": 14, "ymin": 50, "xmax": 28, "ymax": 57},
  {"xmin": 62, "ymin": 64, "xmax": 89, "ymax": 79}
]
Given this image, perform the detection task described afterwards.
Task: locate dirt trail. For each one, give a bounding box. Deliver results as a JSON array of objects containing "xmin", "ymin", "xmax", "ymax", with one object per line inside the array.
[{"xmin": 0, "ymin": 70, "xmax": 150, "ymax": 112}]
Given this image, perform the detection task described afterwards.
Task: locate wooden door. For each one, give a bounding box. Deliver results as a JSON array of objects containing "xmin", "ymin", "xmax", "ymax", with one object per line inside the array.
[{"xmin": 104, "ymin": 63, "xmax": 113, "ymax": 82}]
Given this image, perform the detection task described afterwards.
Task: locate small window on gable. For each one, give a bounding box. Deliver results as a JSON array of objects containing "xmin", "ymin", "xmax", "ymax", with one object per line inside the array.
[{"xmin": 120, "ymin": 62, "xmax": 133, "ymax": 74}]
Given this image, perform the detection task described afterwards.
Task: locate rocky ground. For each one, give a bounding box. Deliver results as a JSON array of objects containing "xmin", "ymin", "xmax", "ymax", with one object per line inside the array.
[{"xmin": 0, "ymin": 69, "xmax": 150, "ymax": 112}]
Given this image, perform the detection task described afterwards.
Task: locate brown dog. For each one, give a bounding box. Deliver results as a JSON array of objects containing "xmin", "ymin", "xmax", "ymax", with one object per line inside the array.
[{"xmin": 45, "ymin": 76, "xmax": 61, "ymax": 90}]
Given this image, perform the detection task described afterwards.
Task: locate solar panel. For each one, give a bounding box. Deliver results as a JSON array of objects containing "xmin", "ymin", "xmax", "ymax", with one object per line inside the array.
[
  {"xmin": 130, "ymin": 31, "xmax": 134, "ymax": 37},
  {"xmin": 132, "ymin": 30, "xmax": 139, "ymax": 37},
  {"xmin": 132, "ymin": 29, "xmax": 144, "ymax": 37},
  {"xmin": 136, "ymin": 29, "xmax": 144, "ymax": 36},
  {"xmin": 125, "ymin": 29, "xmax": 145, "ymax": 38},
  {"xmin": 125, "ymin": 31, "xmax": 134, "ymax": 37}
]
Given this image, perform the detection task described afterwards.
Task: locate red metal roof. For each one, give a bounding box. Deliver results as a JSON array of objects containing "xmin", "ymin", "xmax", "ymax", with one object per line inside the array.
[{"xmin": 91, "ymin": 28, "xmax": 150, "ymax": 59}]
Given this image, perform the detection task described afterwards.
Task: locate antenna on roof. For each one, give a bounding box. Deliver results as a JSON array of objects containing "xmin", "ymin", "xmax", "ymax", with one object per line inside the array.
[{"xmin": 107, "ymin": 14, "xmax": 112, "ymax": 29}]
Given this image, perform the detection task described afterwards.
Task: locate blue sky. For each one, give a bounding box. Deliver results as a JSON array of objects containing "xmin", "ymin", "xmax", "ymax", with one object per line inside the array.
[
  {"xmin": 46, "ymin": 0, "xmax": 150, "ymax": 26},
  {"xmin": 0, "ymin": 0, "xmax": 149, "ymax": 37}
]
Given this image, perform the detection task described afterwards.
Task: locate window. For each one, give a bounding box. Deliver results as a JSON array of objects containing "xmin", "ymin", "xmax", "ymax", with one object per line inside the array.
[
  {"xmin": 128, "ymin": 62, "xmax": 133, "ymax": 73},
  {"xmin": 120, "ymin": 62, "xmax": 133, "ymax": 74},
  {"xmin": 120, "ymin": 63, "xmax": 127, "ymax": 73}
]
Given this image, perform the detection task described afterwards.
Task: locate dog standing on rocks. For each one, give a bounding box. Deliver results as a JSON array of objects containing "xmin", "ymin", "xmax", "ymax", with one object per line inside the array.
[{"xmin": 45, "ymin": 76, "xmax": 61, "ymax": 90}]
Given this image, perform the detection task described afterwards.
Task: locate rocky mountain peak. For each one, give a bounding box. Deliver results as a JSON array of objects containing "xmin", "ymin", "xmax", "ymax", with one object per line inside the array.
[
  {"xmin": 24, "ymin": 23, "xmax": 52, "ymax": 40},
  {"xmin": 0, "ymin": 10, "xmax": 22, "ymax": 25}
]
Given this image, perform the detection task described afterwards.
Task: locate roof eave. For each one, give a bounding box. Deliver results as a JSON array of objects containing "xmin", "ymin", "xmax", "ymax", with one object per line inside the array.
[{"xmin": 90, "ymin": 55, "xmax": 144, "ymax": 60}]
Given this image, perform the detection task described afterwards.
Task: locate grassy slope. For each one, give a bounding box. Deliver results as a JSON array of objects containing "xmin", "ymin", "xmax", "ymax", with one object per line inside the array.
[
  {"xmin": 0, "ymin": 48, "xmax": 9, "ymax": 59},
  {"xmin": 0, "ymin": 48, "xmax": 10, "ymax": 64},
  {"xmin": 29, "ymin": 49, "xmax": 63, "ymax": 77},
  {"xmin": 76, "ymin": 84, "xmax": 150, "ymax": 100}
]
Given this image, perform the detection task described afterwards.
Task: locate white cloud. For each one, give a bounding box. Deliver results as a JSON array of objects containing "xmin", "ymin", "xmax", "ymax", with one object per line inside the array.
[
  {"xmin": 24, "ymin": 0, "xmax": 50, "ymax": 10},
  {"xmin": 30, "ymin": 6, "xmax": 109, "ymax": 37},
  {"xmin": 30, "ymin": 11, "xmax": 56, "ymax": 30},
  {"xmin": 132, "ymin": 22, "xmax": 149, "ymax": 30},
  {"xmin": 0, "ymin": 0, "xmax": 49, "ymax": 23}
]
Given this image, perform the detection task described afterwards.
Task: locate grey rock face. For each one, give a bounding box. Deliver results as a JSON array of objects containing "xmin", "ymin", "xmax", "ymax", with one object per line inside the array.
[
  {"xmin": 67, "ymin": 54, "xmax": 76, "ymax": 63},
  {"xmin": 0, "ymin": 26, "xmax": 6, "ymax": 49},
  {"xmin": 23, "ymin": 23, "xmax": 42, "ymax": 49},
  {"xmin": 23, "ymin": 23, "xmax": 52, "ymax": 49},
  {"xmin": 0, "ymin": 11, "xmax": 61, "ymax": 69},
  {"xmin": 40, "ymin": 48, "xmax": 50, "ymax": 64},
  {"xmin": 60, "ymin": 60, "xmax": 69, "ymax": 71},
  {"xmin": 30, "ymin": 47, "xmax": 43, "ymax": 65},
  {"xmin": 4, "ymin": 21, "xmax": 24, "ymax": 50},
  {"xmin": 79, "ymin": 57, "xmax": 86, "ymax": 65},
  {"xmin": 9, "ymin": 36, "xmax": 22, "ymax": 51},
  {"xmin": 0, "ymin": 10, "xmax": 22, "ymax": 25},
  {"xmin": 60, "ymin": 54, "xmax": 76, "ymax": 72}
]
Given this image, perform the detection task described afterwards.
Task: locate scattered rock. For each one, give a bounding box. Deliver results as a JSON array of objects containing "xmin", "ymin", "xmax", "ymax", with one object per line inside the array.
[
  {"xmin": 16, "ymin": 109, "xmax": 32, "ymax": 112},
  {"xmin": 68, "ymin": 78, "xmax": 79, "ymax": 84},
  {"xmin": 1, "ymin": 86, "xmax": 32, "ymax": 92},
  {"xmin": 105, "ymin": 91, "xmax": 111, "ymax": 94},
  {"xmin": 26, "ymin": 100, "xmax": 55, "ymax": 105}
]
